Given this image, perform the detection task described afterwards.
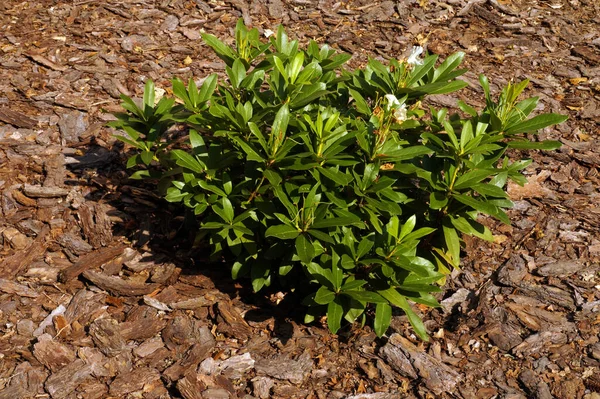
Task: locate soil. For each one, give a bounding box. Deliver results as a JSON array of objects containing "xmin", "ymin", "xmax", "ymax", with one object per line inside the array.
[{"xmin": 1, "ymin": 0, "xmax": 600, "ymax": 398}]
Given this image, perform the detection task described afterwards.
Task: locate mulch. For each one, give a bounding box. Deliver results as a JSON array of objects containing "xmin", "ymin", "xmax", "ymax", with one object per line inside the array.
[{"xmin": 1, "ymin": 0, "xmax": 599, "ymax": 398}]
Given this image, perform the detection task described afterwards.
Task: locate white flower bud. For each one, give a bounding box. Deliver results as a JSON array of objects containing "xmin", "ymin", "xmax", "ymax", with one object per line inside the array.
[{"xmin": 407, "ymin": 46, "xmax": 424, "ymax": 66}]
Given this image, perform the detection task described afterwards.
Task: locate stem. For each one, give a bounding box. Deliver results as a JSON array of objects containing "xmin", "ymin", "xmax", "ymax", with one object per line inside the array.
[{"xmin": 247, "ymin": 174, "xmax": 266, "ymax": 203}]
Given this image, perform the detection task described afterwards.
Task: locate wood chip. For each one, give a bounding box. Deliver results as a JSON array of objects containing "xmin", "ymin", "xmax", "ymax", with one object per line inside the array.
[
  {"xmin": 89, "ymin": 318, "xmax": 127, "ymax": 357},
  {"xmin": 44, "ymin": 359, "xmax": 92, "ymax": 399},
  {"xmin": 177, "ymin": 374, "xmax": 206, "ymax": 399},
  {"xmin": 22, "ymin": 184, "xmax": 69, "ymax": 198},
  {"xmin": 0, "ymin": 225, "xmax": 49, "ymax": 279},
  {"xmin": 216, "ymin": 301, "xmax": 252, "ymax": 341},
  {"xmin": 33, "ymin": 333, "xmax": 77, "ymax": 372},
  {"xmin": 0, "ymin": 107, "xmax": 38, "ymax": 128},
  {"xmin": 120, "ymin": 306, "xmax": 167, "ymax": 341},
  {"xmin": 77, "ymin": 203, "xmax": 113, "ymax": 248},
  {"xmin": 109, "ymin": 367, "xmax": 163, "ymax": 397},
  {"xmin": 26, "ymin": 53, "xmax": 68, "ymax": 71},
  {"xmin": 164, "ymin": 332, "xmax": 216, "ymax": 382},
  {"xmin": 59, "ymin": 244, "xmax": 127, "ymax": 282},
  {"xmin": 0, "ymin": 278, "xmax": 39, "ymax": 297},
  {"xmin": 380, "ymin": 334, "xmax": 461, "ymax": 395}
]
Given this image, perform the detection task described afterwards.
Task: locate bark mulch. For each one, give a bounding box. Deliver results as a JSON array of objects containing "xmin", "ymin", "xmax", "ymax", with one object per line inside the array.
[{"xmin": 1, "ymin": 0, "xmax": 599, "ymax": 398}]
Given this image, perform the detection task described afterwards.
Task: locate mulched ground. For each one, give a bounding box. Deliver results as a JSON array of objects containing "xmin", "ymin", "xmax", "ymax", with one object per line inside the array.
[{"xmin": 1, "ymin": 0, "xmax": 599, "ymax": 398}]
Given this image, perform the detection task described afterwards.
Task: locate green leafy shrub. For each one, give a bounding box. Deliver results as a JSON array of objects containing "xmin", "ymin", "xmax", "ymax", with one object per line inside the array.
[{"xmin": 109, "ymin": 20, "xmax": 567, "ymax": 339}]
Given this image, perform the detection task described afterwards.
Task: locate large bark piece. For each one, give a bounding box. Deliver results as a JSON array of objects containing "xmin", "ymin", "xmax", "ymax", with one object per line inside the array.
[
  {"xmin": 59, "ymin": 244, "xmax": 126, "ymax": 282},
  {"xmin": 77, "ymin": 203, "xmax": 113, "ymax": 248},
  {"xmin": 44, "ymin": 359, "xmax": 92, "ymax": 399},
  {"xmin": 108, "ymin": 367, "xmax": 163, "ymax": 397},
  {"xmin": 120, "ymin": 305, "xmax": 167, "ymax": 341},
  {"xmin": 89, "ymin": 318, "xmax": 127, "ymax": 357},
  {"xmin": 380, "ymin": 334, "xmax": 462, "ymax": 395},
  {"xmin": 81, "ymin": 269, "xmax": 159, "ymax": 296},
  {"xmin": 33, "ymin": 334, "xmax": 77, "ymax": 372},
  {"xmin": 216, "ymin": 301, "xmax": 253, "ymax": 341}
]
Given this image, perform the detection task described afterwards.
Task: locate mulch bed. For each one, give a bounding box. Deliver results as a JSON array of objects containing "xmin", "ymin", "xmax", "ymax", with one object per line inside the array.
[{"xmin": 1, "ymin": 0, "xmax": 599, "ymax": 398}]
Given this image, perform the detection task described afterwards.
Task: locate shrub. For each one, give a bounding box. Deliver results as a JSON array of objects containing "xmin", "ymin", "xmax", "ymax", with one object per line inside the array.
[{"xmin": 109, "ymin": 20, "xmax": 567, "ymax": 339}]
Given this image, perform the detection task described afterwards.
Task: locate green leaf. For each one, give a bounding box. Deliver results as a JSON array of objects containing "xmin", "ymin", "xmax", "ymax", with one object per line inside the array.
[
  {"xmin": 471, "ymin": 183, "xmax": 508, "ymax": 198},
  {"xmin": 318, "ymin": 167, "xmax": 353, "ymax": 186},
  {"xmin": 429, "ymin": 191, "xmax": 448, "ymax": 210},
  {"xmin": 314, "ymin": 286, "xmax": 335, "ymax": 305},
  {"xmin": 357, "ymin": 237, "xmax": 374, "ymax": 259},
  {"xmin": 231, "ymin": 136, "xmax": 266, "ymax": 162},
  {"xmin": 272, "ymin": 104, "xmax": 290, "ymax": 142},
  {"xmin": 327, "ymin": 298, "xmax": 344, "ymax": 334},
  {"xmin": 263, "ymin": 169, "xmax": 282, "ymax": 186},
  {"xmin": 341, "ymin": 280, "xmax": 367, "ymax": 291},
  {"xmin": 189, "ymin": 129, "xmax": 205, "ymax": 151},
  {"xmin": 265, "ymin": 224, "xmax": 300, "ymax": 240},
  {"xmin": 453, "ymin": 169, "xmax": 495, "ymax": 190},
  {"xmin": 442, "ymin": 222, "xmax": 460, "ymax": 267},
  {"xmin": 251, "ymin": 262, "xmax": 269, "ymax": 292},
  {"xmin": 201, "ymin": 32, "xmax": 236, "ymax": 66},
  {"xmin": 307, "ymin": 228, "xmax": 335, "ymax": 244},
  {"xmin": 140, "ymin": 150, "xmax": 153, "ymax": 165},
  {"xmin": 450, "ymin": 215, "xmax": 493, "ymax": 241},
  {"xmin": 399, "ymin": 215, "xmax": 417, "ymax": 241},
  {"xmin": 290, "ymin": 82, "xmax": 328, "ymax": 109},
  {"xmin": 198, "ymin": 74, "xmax": 218, "ymax": 103},
  {"xmin": 171, "ymin": 149, "xmax": 205, "ymax": 173},
  {"xmin": 382, "ymin": 145, "xmax": 433, "ymax": 161},
  {"xmin": 295, "ymin": 234, "xmax": 315, "ymax": 264},
  {"xmin": 453, "ymin": 193, "xmax": 510, "ymax": 224},
  {"xmin": 343, "ymin": 290, "xmax": 387, "ymax": 304},
  {"xmin": 232, "ymin": 260, "xmax": 250, "ymax": 279},
  {"xmin": 306, "ymin": 262, "xmax": 334, "ymax": 288},
  {"xmin": 312, "ymin": 216, "xmax": 361, "ymax": 229},
  {"xmin": 374, "ymin": 302, "xmax": 392, "ymax": 337},
  {"xmin": 378, "ymin": 288, "xmax": 428, "ymax": 341},
  {"xmin": 198, "ymin": 181, "xmax": 228, "ymax": 197},
  {"xmin": 407, "ymin": 54, "xmax": 437, "ymax": 86},
  {"xmin": 432, "ymin": 51, "xmax": 465, "ymax": 82},
  {"xmin": 222, "ymin": 197, "xmax": 234, "ymax": 223},
  {"xmin": 507, "ymin": 140, "xmax": 562, "ymax": 150},
  {"xmin": 504, "ymin": 113, "xmax": 568, "ymax": 135}
]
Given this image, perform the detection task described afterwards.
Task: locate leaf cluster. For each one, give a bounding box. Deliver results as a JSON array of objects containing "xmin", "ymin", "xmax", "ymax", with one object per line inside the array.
[{"xmin": 109, "ymin": 20, "xmax": 567, "ymax": 339}]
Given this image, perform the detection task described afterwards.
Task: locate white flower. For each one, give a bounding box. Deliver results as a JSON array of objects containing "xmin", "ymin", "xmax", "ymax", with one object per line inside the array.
[
  {"xmin": 393, "ymin": 103, "xmax": 408, "ymax": 123},
  {"xmin": 264, "ymin": 29, "xmax": 275, "ymax": 38},
  {"xmin": 154, "ymin": 87, "xmax": 166, "ymax": 105},
  {"xmin": 384, "ymin": 94, "xmax": 401, "ymax": 111},
  {"xmin": 384, "ymin": 94, "xmax": 408, "ymax": 123},
  {"xmin": 407, "ymin": 46, "xmax": 424, "ymax": 66}
]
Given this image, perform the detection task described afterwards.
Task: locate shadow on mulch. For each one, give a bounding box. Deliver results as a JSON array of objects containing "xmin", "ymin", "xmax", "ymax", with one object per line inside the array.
[{"xmin": 68, "ymin": 139, "xmax": 309, "ymax": 345}]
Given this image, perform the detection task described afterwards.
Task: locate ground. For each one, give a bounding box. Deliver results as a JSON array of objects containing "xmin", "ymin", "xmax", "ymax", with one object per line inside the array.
[{"xmin": 0, "ymin": 0, "xmax": 600, "ymax": 398}]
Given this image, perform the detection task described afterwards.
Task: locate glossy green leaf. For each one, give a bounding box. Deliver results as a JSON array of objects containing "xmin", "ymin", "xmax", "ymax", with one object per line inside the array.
[
  {"xmin": 295, "ymin": 234, "xmax": 315, "ymax": 264},
  {"xmin": 378, "ymin": 288, "xmax": 428, "ymax": 341},
  {"xmin": 171, "ymin": 150, "xmax": 205, "ymax": 173},
  {"xmin": 265, "ymin": 224, "xmax": 300, "ymax": 240},
  {"xmin": 343, "ymin": 290, "xmax": 387, "ymax": 304},
  {"xmin": 314, "ymin": 286, "xmax": 335, "ymax": 305},
  {"xmin": 327, "ymin": 298, "xmax": 344, "ymax": 334},
  {"xmin": 374, "ymin": 302, "xmax": 392, "ymax": 337},
  {"xmin": 442, "ymin": 222, "xmax": 460, "ymax": 267},
  {"xmin": 507, "ymin": 140, "xmax": 562, "ymax": 150},
  {"xmin": 504, "ymin": 113, "xmax": 568, "ymax": 135}
]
